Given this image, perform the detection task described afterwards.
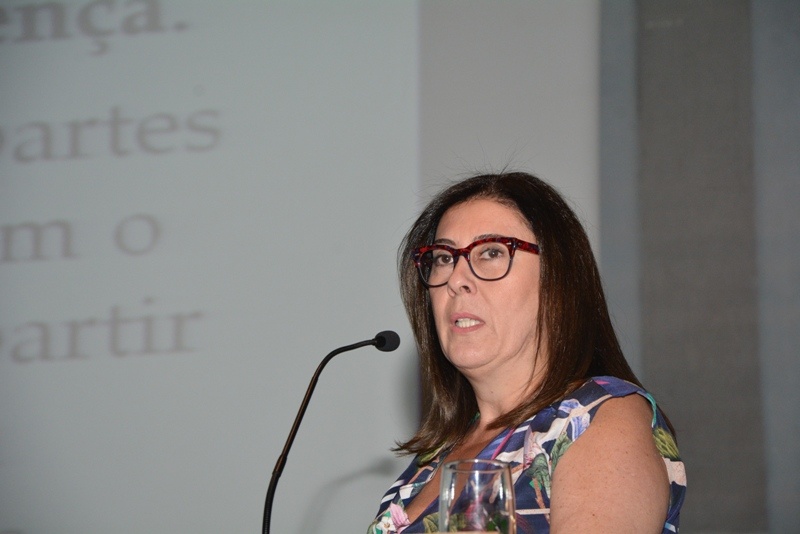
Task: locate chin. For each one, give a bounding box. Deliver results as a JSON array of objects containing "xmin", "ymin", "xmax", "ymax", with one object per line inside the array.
[{"xmin": 445, "ymin": 351, "xmax": 492, "ymax": 373}]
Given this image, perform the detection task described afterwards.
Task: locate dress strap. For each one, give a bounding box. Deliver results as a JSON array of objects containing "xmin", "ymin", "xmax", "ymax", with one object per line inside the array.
[{"xmin": 489, "ymin": 427, "xmax": 514, "ymax": 460}]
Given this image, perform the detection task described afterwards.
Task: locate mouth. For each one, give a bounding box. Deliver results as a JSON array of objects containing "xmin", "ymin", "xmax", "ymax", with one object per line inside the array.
[{"xmin": 454, "ymin": 317, "xmax": 482, "ymax": 328}]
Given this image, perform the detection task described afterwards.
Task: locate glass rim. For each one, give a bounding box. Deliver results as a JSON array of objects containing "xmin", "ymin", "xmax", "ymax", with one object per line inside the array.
[{"xmin": 442, "ymin": 458, "xmax": 512, "ymax": 473}]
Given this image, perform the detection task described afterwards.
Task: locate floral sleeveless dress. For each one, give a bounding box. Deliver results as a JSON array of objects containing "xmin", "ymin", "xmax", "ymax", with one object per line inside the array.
[{"xmin": 367, "ymin": 376, "xmax": 686, "ymax": 533}]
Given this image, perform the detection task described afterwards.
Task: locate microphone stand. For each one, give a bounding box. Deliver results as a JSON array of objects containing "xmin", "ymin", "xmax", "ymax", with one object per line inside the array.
[{"xmin": 262, "ymin": 332, "xmax": 399, "ymax": 534}]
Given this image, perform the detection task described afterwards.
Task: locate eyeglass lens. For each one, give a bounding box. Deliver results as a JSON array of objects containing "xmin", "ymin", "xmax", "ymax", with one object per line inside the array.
[{"xmin": 420, "ymin": 241, "xmax": 512, "ymax": 286}]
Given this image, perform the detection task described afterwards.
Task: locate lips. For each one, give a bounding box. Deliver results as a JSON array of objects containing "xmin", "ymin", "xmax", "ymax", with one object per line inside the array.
[{"xmin": 451, "ymin": 313, "xmax": 484, "ymax": 329}]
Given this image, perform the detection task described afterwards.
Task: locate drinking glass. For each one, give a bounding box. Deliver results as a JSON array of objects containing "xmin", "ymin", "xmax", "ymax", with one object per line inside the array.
[{"xmin": 438, "ymin": 459, "xmax": 516, "ymax": 533}]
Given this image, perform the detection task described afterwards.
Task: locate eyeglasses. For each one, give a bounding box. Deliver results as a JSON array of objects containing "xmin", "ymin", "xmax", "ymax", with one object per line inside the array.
[{"xmin": 412, "ymin": 236, "xmax": 540, "ymax": 288}]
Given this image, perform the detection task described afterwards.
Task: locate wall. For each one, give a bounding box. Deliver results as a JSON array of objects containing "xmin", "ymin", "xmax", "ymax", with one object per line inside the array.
[{"xmin": 601, "ymin": 1, "xmax": 800, "ymax": 531}]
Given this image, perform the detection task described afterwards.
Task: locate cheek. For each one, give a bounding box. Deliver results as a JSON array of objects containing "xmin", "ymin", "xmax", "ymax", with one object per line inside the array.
[
  {"xmin": 504, "ymin": 285, "xmax": 540, "ymax": 334},
  {"xmin": 428, "ymin": 291, "xmax": 449, "ymax": 328}
]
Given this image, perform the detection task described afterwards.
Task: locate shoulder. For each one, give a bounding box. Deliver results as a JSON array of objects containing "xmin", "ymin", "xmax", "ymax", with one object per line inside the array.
[
  {"xmin": 547, "ymin": 378, "xmax": 673, "ymax": 532},
  {"xmin": 573, "ymin": 375, "xmax": 650, "ymax": 404},
  {"xmin": 555, "ymin": 376, "xmax": 662, "ymax": 433},
  {"xmin": 522, "ymin": 376, "xmax": 654, "ymax": 449}
]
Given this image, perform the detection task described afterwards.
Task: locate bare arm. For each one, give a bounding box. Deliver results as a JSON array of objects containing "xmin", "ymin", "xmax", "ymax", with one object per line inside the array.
[{"xmin": 549, "ymin": 395, "xmax": 670, "ymax": 533}]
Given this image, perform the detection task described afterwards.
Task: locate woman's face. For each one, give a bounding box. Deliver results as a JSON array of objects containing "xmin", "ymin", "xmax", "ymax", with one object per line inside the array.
[{"xmin": 429, "ymin": 198, "xmax": 543, "ymax": 382}]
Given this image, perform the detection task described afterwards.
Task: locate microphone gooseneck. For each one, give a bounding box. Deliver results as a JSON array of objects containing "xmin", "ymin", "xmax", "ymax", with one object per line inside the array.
[{"xmin": 262, "ymin": 331, "xmax": 400, "ymax": 534}]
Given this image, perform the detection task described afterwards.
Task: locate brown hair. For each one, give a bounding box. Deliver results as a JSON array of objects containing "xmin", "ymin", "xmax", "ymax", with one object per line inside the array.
[{"xmin": 395, "ymin": 172, "xmax": 644, "ymax": 457}]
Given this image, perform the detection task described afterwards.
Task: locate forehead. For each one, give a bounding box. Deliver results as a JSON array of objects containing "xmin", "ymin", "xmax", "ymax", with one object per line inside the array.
[{"xmin": 435, "ymin": 198, "xmax": 534, "ymax": 242}]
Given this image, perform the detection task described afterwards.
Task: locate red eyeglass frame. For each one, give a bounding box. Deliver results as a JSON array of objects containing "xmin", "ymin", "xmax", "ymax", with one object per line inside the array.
[{"xmin": 412, "ymin": 236, "xmax": 540, "ymax": 288}]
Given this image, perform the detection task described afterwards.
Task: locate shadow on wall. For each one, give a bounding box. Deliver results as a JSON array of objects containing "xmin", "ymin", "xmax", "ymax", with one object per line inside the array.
[{"xmin": 297, "ymin": 456, "xmax": 401, "ymax": 532}]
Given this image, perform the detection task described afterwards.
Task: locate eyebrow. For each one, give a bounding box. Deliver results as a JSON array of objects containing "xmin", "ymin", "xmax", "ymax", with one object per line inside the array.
[{"xmin": 433, "ymin": 233, "xmax": 506, "ymax": 246}]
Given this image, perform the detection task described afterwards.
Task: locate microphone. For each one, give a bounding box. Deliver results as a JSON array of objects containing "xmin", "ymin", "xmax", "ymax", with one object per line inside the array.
[
  {"xmin": 262, "ymin": 331, "xmax": 400, "ymax": 534},
  {"xmin": 374, "ymin": 330, "xmax": 400, "ymax": 352}
]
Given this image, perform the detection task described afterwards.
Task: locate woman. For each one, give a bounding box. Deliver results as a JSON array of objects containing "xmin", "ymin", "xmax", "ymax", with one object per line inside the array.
[{"xmin": 368, "ymin": 172, "xmax": 685, "ymax": 533}]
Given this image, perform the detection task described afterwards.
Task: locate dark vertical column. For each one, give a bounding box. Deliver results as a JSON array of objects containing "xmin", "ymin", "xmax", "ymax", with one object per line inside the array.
[
  {"xmin": 637, "ymin": 0, "xmax": 767, "ymax": 530},
  {"xmin": 753, "ymin": 1, "xmax": 800, "ymax": 531}
]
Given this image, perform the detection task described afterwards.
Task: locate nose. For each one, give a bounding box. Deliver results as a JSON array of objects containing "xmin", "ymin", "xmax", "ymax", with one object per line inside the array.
[{"xmin": 446, "ymin": 251, "xmax": 476, "ymax": 293}]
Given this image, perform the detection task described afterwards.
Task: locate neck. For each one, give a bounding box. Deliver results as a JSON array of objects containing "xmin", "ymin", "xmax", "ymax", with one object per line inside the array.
[{"xmin": 469, "ymin": 366, "xmax": 545, "ymax": 428}]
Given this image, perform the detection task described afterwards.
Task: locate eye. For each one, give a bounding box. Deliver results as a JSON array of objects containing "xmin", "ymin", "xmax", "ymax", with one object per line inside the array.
[
  {"xmin": 475, "ymin": 243, "xmax": 507, "ymax": 261},
  {"xmin": 431, "ymin": 249, "xmax": 454, "ymax": 266}
]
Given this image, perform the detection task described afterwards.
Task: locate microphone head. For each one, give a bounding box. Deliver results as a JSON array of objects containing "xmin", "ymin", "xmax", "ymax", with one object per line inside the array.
[{"xmin": 373, "ymin": 330, "xmax": 400, "ymax": 352}]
